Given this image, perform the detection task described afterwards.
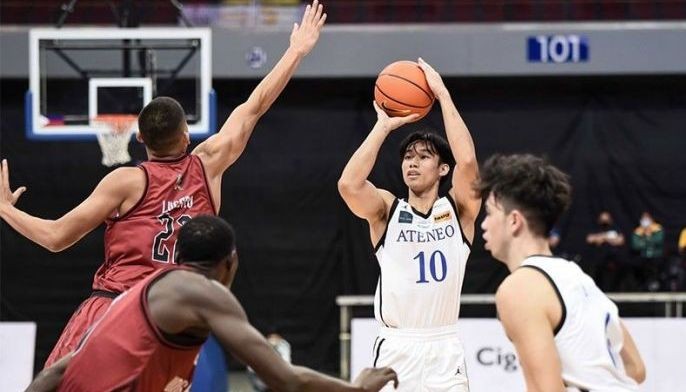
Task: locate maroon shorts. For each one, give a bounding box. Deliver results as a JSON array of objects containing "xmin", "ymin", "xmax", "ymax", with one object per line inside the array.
[{"xmin": 44, "ymin": 291, "xmax": 116, "ymax": 368}]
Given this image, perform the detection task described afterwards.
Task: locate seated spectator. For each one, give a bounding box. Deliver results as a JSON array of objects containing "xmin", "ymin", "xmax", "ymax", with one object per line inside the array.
[
  {"xmin": 664, "ymin": 226, "xmax": 686, "ymax": 291},
  {"xmin": 631, "ymin": 211, "xmax": 665, "ymax": 291},
  {"xmin": 585, "ymin": 211, "xmax": 626, "ymax": 291}
]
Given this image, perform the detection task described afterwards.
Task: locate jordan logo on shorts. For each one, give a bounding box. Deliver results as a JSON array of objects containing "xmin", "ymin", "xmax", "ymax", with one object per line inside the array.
[{"xmin": 455, "ymin": 364, "xmax": 464, "ymax": 375}]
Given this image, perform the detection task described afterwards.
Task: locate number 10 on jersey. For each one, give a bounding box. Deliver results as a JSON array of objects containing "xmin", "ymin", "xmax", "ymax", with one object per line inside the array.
[{"xmin": 414, "ymin": 250, "xmax": 447, "ymax": 283}]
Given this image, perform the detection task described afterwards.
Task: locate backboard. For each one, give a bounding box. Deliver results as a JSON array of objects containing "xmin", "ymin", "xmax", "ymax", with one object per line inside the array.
[{"xmin": 27, "ymin": 27, "xmax": 215, "ymax": 140}]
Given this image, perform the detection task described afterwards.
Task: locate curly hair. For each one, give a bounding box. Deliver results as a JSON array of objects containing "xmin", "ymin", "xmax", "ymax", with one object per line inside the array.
[{"xmin": 474, "ymin": 154, "xmax": 572, "ymax": 236}]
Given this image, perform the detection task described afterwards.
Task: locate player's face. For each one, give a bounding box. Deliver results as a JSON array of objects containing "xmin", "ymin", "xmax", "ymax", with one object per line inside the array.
[
  {"xmin": 401, "ymin": 142, "xmax": 446, "ymax": 192},
  {"xmin": 481, "ymin": 193, "xmax": 509, "ymax": 262}
]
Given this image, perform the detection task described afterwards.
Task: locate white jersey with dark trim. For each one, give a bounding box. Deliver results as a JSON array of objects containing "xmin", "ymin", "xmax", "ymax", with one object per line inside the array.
[
  {"xmin": 521, "ymin": 256, "xmax": 639, "ymax": 392},
  {"xmin": 374, "ymin": 196, "xmax": 471, "ymax": 329}
]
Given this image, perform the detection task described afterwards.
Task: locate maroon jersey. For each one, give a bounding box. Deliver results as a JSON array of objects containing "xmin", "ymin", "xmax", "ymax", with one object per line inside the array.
[
  {"xmin": 93, "ymin": 154, "xmax": 216, "ymax": 293},
  {"xmin": 59, "ymin": 268, "xmax": 205, "ymax": 392}
]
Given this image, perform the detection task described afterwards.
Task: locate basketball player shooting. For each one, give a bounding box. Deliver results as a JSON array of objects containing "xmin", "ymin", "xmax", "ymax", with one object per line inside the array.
[
  {"xmin": 0, "ymin": 0, "xmax": 327, "ymax": 368},
  {"xmin": 338, "ymin": 58, "xmax": 481, "ymax": 391},
  {"xmin": 476, "ymin": 154, "xmax": 646, "ymax": 391}
]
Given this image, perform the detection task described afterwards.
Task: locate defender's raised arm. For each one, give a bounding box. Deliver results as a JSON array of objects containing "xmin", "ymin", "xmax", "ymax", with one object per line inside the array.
[{"xmin": 194, "ymin": 0, "xmax": 327, "ymax": 178}]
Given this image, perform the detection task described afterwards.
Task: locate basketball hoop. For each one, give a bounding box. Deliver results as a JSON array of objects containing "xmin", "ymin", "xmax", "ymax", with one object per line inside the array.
[{"xmin": 92, "ymin": 114, "xmax": 137, "ymax": 167}]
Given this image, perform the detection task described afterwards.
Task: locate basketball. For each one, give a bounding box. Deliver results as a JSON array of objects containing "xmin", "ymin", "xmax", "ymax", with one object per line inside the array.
[{"xmin": 374, "ymin": 61, "xmax": 435, "ymax": 121}]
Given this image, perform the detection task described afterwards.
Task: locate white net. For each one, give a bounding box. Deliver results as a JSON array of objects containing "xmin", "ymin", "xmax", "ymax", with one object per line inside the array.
[{"xmin": 92, "ymin": 115, "xmax": 136, "ymax": 167}]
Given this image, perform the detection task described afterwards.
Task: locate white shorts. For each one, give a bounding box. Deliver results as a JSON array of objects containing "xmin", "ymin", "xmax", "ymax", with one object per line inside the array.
[{"xmin": 373, "ymin": 325, "xmax": 469, "ymax": 392}]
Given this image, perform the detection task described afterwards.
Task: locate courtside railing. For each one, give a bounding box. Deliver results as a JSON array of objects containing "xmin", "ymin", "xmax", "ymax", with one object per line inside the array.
[{"xmin": 336, "ymin": 292, "xmax": 686, "ymax": 379}]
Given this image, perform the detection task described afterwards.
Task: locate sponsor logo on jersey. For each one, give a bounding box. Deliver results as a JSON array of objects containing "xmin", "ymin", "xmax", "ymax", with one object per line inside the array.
[
  {"xmin": 399, "ymin": 211, "xmax": 413, "ymax": 224},
  {"xmin": 434, "ymin": 210, "xmax": 451, "ymax": 223},
  {"xmin": 174, "ymin": 173, "xmax": 184, "ymax": 190}
]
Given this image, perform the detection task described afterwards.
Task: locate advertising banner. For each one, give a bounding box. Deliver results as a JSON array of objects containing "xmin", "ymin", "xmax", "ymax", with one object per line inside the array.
[{"xmin": 351, "ymin": 318, "xmax": 685, "ymax": 391}]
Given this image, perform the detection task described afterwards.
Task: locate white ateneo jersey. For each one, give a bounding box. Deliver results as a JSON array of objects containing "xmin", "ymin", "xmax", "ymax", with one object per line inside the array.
[
  {"xmin": 374, "ymin": 196, "xmax": 471, "ymax": 329},
  {"xmin": 521, "ymin": 256, "xmax": 639, "ymax": 392}
]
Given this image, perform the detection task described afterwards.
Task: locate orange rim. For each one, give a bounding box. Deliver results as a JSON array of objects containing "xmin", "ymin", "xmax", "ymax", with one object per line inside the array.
[{"xmin": 93, "ymin": 114, "xmax": 137, "ymax": 133}]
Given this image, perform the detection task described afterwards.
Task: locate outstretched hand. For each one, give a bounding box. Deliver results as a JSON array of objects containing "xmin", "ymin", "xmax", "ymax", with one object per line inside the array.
[
  {"xmin": 290, "ymin": 0, "xmax": 327, "ymax": 57},
  {"xmin": 373, "ymin": 101, "xmax": 419, "ymax": 132},
  {"xmin": 353, "ymin": 367, "xmax": 399, "ymax": 391},
  {"xmin": 0, "ymin": 159, "xmax": 27, "ymax": 210},
  {"xmin": 417, "ymin": 57, "xmax": 449, "ymax": 100}
]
